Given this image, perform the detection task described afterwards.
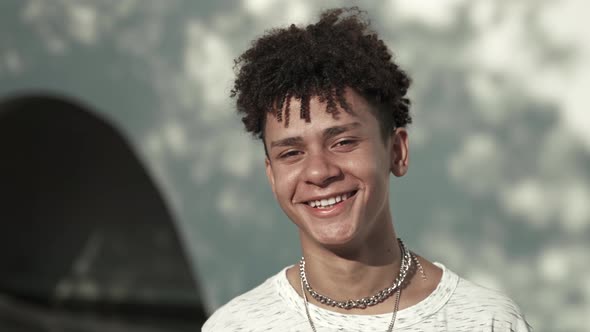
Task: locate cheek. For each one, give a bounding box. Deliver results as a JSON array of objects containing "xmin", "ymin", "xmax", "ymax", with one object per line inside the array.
[
  {"xmin": 345, "ymin": 149, "xmax": 390, "ymax": 196},
  {"xmin": 272, "ymin": 166, "xmax": 299, "ymax": 201},
  {"xmin": 345, "ymin": 148, "xmax": 387, "ymax": 180}
]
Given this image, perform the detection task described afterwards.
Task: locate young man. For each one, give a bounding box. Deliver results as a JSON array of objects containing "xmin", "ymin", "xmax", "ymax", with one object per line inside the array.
[{"xmin": 203, "ymin": 7, "xmax": 530, "ymax": 332}]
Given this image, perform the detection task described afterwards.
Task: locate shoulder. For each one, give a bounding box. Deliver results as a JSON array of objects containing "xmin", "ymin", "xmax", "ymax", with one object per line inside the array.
[
  {"xmin": 202, "ymin": 268, "xmax": 290, "ymax": 332},
  {"xmin": 444, "ymin": 270, "xmax": 531, "ymax": 331},
  {"xmin": 453, "ymin": 277, "xmax": 522, "ymax": 314}
]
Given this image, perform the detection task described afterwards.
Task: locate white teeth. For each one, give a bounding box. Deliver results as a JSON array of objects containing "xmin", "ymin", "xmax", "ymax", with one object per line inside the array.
[{"xmin": 308, "ymin": 191, "xmax": 354, "ymax": 208}]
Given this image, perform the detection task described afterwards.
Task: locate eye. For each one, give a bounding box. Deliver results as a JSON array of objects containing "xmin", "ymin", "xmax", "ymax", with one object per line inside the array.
[
  {"xmin": 335, "ymin": 139, "xmax": 354, "ymax": 146},
  {"xmin": 278, "ymin": 150, "xmax": 302, "ymax": 159},
  {"xmin": 333, "ymin": 138, "xmax": 359, "ymax": 149}
]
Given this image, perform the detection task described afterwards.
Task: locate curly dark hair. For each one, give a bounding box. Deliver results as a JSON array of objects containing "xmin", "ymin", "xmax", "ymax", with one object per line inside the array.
[{"xmin": 231, "ymin": 7, "xmax": 412, "ymax": 141}]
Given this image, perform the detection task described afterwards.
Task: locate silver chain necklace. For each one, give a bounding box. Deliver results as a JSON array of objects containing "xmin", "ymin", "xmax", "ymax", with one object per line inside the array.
[
  {"xmin": 298, "ymin": 238, "xmax": 412, "ymax": 332},
  {"xmin": 299, "ymin": 238, "xmax": 412, "ymax": 309}
]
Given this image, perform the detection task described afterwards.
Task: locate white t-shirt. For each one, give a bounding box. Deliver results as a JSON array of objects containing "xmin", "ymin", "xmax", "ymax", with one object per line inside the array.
[{"xmin": 202, "ymin": 263, "xmax": 530, "ymax": 331}]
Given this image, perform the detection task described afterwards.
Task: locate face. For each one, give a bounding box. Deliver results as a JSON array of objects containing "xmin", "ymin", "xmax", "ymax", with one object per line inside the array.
[{"xmin": 264, "ymin": 88, "xmax": 409, "ymax": 250}]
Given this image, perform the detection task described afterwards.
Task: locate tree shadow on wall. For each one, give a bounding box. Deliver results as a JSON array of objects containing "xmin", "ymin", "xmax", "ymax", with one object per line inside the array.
[{"xmin": 0, "ymin": 94, "xmax": 207, "ymax": 331}]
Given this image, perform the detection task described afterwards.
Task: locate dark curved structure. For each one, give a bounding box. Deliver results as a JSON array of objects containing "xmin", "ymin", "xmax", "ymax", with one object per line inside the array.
[{"xmin": 0, "ymin": 94, "xmax": 206, "ymax": 331}]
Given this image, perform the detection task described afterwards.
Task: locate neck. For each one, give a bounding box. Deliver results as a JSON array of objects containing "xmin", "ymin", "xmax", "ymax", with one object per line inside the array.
[{"xmin": 299, "ymin": 223, "xmax": 401, "ymax": 303}]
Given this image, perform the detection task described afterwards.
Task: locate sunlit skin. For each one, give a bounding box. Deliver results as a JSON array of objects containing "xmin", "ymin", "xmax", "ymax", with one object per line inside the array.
[{"xmin": 264, "ymin": 88, "xmax": 442, "ymax": 314}]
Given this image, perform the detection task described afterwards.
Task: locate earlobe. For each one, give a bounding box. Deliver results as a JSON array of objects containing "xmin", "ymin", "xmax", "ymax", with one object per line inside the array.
[
  {"xmin": 265, "ymin": 158, "xmax": 278, "ymax": 198},
  {"xmin": 390, "ymin": 128, "xmax": 409, "ymax": 177}
]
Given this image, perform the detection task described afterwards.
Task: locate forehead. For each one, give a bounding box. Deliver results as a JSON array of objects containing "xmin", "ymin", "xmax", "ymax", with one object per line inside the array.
[{"xmin": 263, "ymin": 89, "xmax": 378, "ymax": 140}]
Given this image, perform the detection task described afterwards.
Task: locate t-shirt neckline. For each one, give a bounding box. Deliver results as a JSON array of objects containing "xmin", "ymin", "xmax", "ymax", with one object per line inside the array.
[{"xmin": 275, "ymin": 262, "xmax": 459, "ymax": 329}]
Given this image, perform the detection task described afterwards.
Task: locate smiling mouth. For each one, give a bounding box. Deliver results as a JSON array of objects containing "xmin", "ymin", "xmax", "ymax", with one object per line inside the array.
[{"xmin": 305, "ymin": 190, "xmax": 358, "ymax": 209}]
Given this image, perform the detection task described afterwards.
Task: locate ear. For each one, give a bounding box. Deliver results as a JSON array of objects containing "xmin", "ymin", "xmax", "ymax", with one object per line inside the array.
[
  {"xmin": 390, "ymin": 128, "xmax": 409, "ymax": 177},
  {"xmin": 265, "ymin": 157, "xmax": 278, "ymax": 198}
]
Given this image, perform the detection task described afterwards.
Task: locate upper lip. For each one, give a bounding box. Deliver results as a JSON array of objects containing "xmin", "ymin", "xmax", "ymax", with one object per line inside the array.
[{"xmin": 299, "ymin": 190, "xmax": 357, "ymax": 203}]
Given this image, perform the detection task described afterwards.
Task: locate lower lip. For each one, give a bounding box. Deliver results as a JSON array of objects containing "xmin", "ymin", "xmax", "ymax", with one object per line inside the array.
[{"xmin": 304, "ymin": 192, "xmax": 357, "ymax": 218}]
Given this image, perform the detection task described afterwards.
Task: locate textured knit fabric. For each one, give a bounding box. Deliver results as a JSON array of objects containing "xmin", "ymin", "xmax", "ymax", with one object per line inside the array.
[{"xmin": 202, "ymin": 263, "xmax": 531, "ymax": 331}]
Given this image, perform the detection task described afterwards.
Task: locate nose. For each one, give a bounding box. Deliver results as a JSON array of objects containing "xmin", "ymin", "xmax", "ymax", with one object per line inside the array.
[{"xmin": 303, "ymin": 152, "xmax": 342, "ymax": 187}]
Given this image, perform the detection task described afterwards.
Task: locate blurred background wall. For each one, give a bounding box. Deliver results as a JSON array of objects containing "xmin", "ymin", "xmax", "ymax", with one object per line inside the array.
[{"xmin": 0, "ymin": 0, "xmax": 588, "ymax": 331}]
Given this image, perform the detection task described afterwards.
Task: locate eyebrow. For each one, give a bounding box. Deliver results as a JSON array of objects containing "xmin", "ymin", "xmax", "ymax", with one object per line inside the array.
[
  {"xmin": 322, "ymin": 122, "xmax": 361, "ymax": 140},
  {"xmin": 269, "ymin": 122, "xmax": 362, "ymax": 149},
  {"xmin": 270, "ymin": 136, "xmax": 304, "ymax": 148}
]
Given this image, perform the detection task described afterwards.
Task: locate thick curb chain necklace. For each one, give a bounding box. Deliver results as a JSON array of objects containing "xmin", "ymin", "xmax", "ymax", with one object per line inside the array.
[
  {"xmin": 299, "ymin": 238, "xmax": 412, "ymax": 309},
  {"xmin": 299, "ymin": 238, "xmax": 413, "ymax": 332}
]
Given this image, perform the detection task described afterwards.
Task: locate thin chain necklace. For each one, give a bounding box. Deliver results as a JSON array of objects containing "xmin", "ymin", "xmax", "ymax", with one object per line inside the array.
[
  {"xmin": 300, "ymin": 277, "xmax": 401, "ymax": 332},
  {"xmin": 299, "ymin": 238, "xmax": 411, "ymax": 332}
]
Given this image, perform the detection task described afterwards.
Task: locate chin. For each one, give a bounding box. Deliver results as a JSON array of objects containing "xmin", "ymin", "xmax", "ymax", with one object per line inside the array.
[
  {"xmin": 289, "ymin": 203, "xmax": 367, "ymax": 248},
  {"xmin": 308, "ymin": 224, "xmax": 360, "ymax": 248}
]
